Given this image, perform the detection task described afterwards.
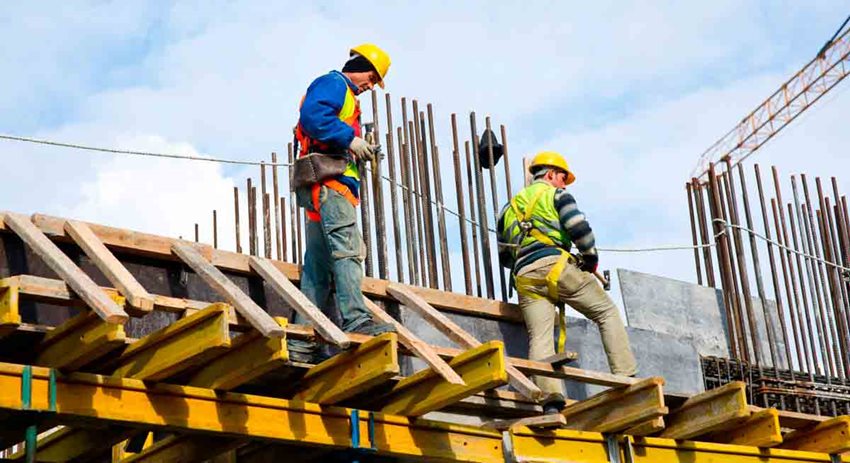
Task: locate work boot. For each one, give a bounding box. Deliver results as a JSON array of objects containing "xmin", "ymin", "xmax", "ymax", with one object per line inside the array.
[
  {"xmin": 348, "ymin": 320, "xmax": 396, "ymax": 337},
  {"xmin": 287, "ymin": 339, "xmax": 321, "ymax": 364},
  {"xmin": 541, "ymin": 392, "xmax": 566, "ymax": 415}
]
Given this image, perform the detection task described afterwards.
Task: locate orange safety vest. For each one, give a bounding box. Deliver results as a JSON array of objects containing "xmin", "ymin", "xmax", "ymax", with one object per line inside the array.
[{"xmin": 294, "ymin": 75, "xmax": 362, "ymax": 221}]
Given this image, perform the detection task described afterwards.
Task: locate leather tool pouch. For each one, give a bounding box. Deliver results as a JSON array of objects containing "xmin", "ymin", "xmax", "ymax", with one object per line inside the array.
[{"xmin": 291, "ymin": 153, "xmax": 348, "ymax": 189}]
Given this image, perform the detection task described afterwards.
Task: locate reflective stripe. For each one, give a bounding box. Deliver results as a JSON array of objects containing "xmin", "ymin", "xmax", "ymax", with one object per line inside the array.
[{"xmin": 501, "ymin": 182, "xmax": 572, "ymax": 262}]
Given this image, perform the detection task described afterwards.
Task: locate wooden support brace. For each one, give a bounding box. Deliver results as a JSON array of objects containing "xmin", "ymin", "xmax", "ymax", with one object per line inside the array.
[
  {"xmin": 293, "ymin": 332, "xmax": 399, "ymax": 404},
  {"xmin": 64, "ymin": 220, "xmax": 154, "ymax": 313},
  {"xmin": 0, "ymin": 283, "xmax": 21, "ymax": 339},
  {"xmin": 660, "ymin": 381, "xmax": 750, "ymax": 440},
  {"xmin": 187, "ymin": 317, "xmax": 288, "ymax": 390},
  {"xmin": 379, "ymin": 340, "xmax": 508, "ymax": 417},
  {"xmin": 120, "ymin": 435, "xmax": 245, "ymax": 463},
  {"xmin": 387, "ymin": 283, "xmax": 542, "ymax": 401},
  {"xmin": 171, "ymin": 241, "xmax": 284, "ymax": 338},
  {"xmin": 702, "ymin": 408, "xmax": 783, "ymax": 448},
  {"xmin": 109, "ymin": 303, "xmax": 232, "ymax": 381},
  {"xmin": 2, "ymin": 213, "xmax": 128, "ymax": 324},
  {"xmin": 15, "ymin": 426, "xmax": 136, "ymax": 462},
  {"xmin": 36, "ymin": 308, "xmax": 127, "ymax": 371},
  {"xmin": 363, "ymin": 296, "xmax": 465, "ymax": 386},
  {"xmin": 248, "ymin": 256, "xmax": 349, "ymax": 348},
  {"xmin": 562, "ymin": 376, "xmax": 668, "ymax": 433},
  {"xmin": 779, "ymin": 415, "xmax": 850, "ymax": 454}
]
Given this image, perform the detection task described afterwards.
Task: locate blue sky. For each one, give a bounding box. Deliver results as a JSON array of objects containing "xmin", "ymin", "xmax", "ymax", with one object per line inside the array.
[{"xmin": 2, "ymin": 1, "xmax": 849, "ymax": 305}]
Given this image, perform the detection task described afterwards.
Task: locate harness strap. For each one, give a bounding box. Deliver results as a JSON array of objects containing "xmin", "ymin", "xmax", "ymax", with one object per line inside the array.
[
  {"xmin": 514, "ymin": 252, "xmax": 574, "ymax": 354},
  {"xmin": 306, "ymin": 180, "xmax": 361, "ymax": 222}
]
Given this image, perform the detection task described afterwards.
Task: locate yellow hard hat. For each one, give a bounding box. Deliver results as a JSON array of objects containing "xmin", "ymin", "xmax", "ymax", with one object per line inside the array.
[
  {"xmin": 350, "ymin": 43, "xmax": 391, "ymax": 89},
  {"xmin": 529, "ymin": 151, "xmax": 575, "ymax": 185}
]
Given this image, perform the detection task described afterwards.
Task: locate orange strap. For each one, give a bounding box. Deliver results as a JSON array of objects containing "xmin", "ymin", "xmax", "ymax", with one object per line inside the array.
[{"xmin": 305, "ymin": 180, "xmax": 360, "ymax": 222}]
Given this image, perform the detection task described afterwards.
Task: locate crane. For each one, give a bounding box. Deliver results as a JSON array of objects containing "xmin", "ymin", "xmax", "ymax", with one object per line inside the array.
[{"xmin": 691, "ymin": 16, "xmax": 850, "ymax": 180}]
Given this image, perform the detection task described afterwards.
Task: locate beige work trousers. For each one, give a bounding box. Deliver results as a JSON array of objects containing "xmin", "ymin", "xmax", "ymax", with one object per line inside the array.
[{"xmin": 517, "ymin": 257, "xmax": 638, "ymax": 396}]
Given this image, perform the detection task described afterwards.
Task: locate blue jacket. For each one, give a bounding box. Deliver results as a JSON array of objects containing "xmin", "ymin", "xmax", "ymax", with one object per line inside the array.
[{"xmin": 299, "ymin": 71, "xmax": 359, "ymax": 152}]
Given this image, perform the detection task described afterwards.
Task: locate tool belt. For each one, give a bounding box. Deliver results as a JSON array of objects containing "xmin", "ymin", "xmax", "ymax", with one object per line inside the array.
[
  {"xmin": 515, "ymin": 251, "xmax": 576, "ymax": 354},
  {"xmin": 291, "ymin": 152, "xmax": 349, "ymax": 189}
]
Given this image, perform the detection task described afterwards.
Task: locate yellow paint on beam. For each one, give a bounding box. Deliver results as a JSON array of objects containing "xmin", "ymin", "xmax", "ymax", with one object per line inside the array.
[
  {"xmin": 660, "ymin": 381, "xmax": 750, "ymax": 440},
  {"xmin": 188, "ymin": 317, "xmax": 288, "ymax": 390},
  {"xmin": 109, "ymin": 303, "xmax": 231, "ymax": 381},
  {"xmin": 379, "ymin": 340, "xmax": 508, "ymax": 417},
  {"xmin": 780, "ymin": 415, "xmax": 850, "ymax": 454},
  {"xmin": 293, "ymin": 332, "xmax": 399, "ymax": 404},
  {"xmin": 703, "ymin": 408, "xmax": 783, "ymax": 448},
  {"xmin": 36, "ymin": 307, "xmax": 127, "ymax": 371},
  {"xmin": 0, "ymin": 284, "xmax": 21, "ymax": 338},
  {"xmin": 624, "ymin": 417, "xmax": 666, "ymax": 436},
  {"xmin": 562, "ymin": 376, "xmax": 667, "ymax": 433}
]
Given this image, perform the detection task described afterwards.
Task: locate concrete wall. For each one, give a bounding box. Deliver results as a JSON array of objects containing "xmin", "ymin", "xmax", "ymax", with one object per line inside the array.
[{"xmin": 619, "ymin": 268, "xmax": 788, "ymax": 369}]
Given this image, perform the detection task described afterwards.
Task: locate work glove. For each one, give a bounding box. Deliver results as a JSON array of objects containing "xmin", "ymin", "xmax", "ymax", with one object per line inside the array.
[
  {"xmin": 349, "ymin": 136, "xmax": 380, "ymax": 163},
  {"xmin": 579, "ymin": 254, "xmax": 598, "ymax": 274}
]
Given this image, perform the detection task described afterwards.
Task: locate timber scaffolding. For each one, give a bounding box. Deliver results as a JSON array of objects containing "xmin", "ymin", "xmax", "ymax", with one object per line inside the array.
[{"xmin": 0, "ymin": 212, "xmax": 847, "ymax": 462}]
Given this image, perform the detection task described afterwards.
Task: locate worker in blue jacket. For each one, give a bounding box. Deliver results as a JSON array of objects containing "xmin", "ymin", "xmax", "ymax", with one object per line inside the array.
[{"xmin": 289, "ymin": 44, "xmax": 395, "ymax": 364}]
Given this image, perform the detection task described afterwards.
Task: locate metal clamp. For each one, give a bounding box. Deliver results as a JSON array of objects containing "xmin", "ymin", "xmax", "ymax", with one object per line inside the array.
[
  {"xmin": 349, "ymin": 409, "xmax": 377, "ymax": 454},
  {"xmin": 605, "ymin": 434, "xmax": 621, "ymax": 463},
  {"xmin": 501, "ymin": 431, "xmax": 516, "ymax": 463}
]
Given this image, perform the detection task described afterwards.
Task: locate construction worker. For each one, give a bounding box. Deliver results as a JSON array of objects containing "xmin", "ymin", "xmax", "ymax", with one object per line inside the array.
[
  {"xmin": 288, "ymin": 44, "xmax": 395, "ymax": 363},
  {"xmin": 497, "ymin": 151, "xmax": 637, "ymax": 413}
]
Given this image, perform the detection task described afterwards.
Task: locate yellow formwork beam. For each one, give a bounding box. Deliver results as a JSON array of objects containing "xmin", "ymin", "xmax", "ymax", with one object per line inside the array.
[
  {"xmin": 293, "ymin": 332, "xmax": 399, "ymax": 404},
  {"xmin": 562, "ymin": 376, "xmax": 667, "ymax": 433},
  {"xmin": 704, "ymin": 408, "xmax": 783, "ymax": 448},
  {"xmin": 780, "ymin": 415, "xmax": 850, "ymax": 454},
  {"xmin": 109, "ymin": 303, "xmax": 231, "ymax": 381},
  {"xmin": 36, "ymin": 299, "xmax": 127, "ymax": 371},
  {"xmin": 0, "ymin": 362, "xmax": 504, "ymax": 463},
  {"xmin": 0, "ymin": 284, "xmax": 21, "ymax": 338},
  {"xmin": 187, "ymin": 317, "xmax": 288, "ymax": 390},
  {"xmin": 661, "ymin": 381, "xmax": 750, "ymax": 440},
  {"xmin": 508, "ymin": 428, "xmax": 850, "ymax": 463},
  {"xmin": 120, "ymin": 435, "xmax": 244, "ymax": 463},
  {"xmin": 379, "ymin": 340, "xmax": 508, "ymax": 417}
]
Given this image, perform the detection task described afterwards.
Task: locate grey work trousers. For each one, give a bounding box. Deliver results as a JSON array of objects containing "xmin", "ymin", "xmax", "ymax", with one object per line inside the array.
[{"xmin": 517, "ymin": 256, "xmax": 638, "ymax": 396}]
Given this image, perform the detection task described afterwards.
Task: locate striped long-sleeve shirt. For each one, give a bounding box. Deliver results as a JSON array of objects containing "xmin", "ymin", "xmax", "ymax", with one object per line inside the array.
[{"xmin": 497, "ymin": 184, "xmax": 598, "ymax": 274}]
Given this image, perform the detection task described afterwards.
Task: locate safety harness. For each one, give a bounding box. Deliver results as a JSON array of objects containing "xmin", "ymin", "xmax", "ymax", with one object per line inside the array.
[
  {"xmin": 507, "ymin": 188, "xmax": 575, "ymax": 354},
  {"xmin": 305, "ymin": 180, "xmax": 360, "ymax": 222}
]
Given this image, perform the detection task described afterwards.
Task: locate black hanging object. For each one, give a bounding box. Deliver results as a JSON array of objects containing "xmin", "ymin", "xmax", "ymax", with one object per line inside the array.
[{"xmin": 478, "ymin": 128, "xmax": 504, "ymax": 169}]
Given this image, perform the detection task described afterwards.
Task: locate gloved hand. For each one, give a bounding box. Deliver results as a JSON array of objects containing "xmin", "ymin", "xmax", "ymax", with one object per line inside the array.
[
  {"xmin": 349, "ymin": 136, "xmax": 379, "ymax": 162},
  {"xmin": 579, "ymin": 254, "xmax": 598, "ymax": 274}
]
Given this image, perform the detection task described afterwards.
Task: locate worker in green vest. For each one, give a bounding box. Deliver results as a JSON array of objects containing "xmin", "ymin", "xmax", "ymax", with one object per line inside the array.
[{"xmin": 497, "ymin": 151, "xmax": 637, "ymax": 413}]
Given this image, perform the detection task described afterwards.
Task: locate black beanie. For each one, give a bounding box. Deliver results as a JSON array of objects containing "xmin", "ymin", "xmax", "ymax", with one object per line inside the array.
[{"xmin": 342, "ymin": 54, "xmax": 376, "ymax": 73}]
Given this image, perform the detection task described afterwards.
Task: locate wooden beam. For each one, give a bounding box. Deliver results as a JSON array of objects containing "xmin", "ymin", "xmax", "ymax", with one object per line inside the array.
[
  {"xmin": 109, "ymin": 303, "xmax": 231, "ymax": 381},
  {"xmin": 379, "ymin": 340, "xmax": 508, "ymax": 416},
  {"xmin": 171, "ymin": 241, "xmax": 284, "ymax": 338},
  {"xmin": 64, "ymin": 219, "xmax": 154, "ymax": 313},
  {"xmin": 779, "ymin": 415, "xmax": 850, "ymax": 454},
  {"xmin": 35, "ymin": 309, "xmax": 127, "ymax": 371},
  {"xmin": 17, "ymin": 426, "xmax": 135, "ymax": 462},
  {"xmin": 293, "ymin": 332, "xmax": 399, "ymax": 404},
  {"xmin": 248, "ymin": 256, "xmax": 349, "ymax": 348},
  {"xmin": 2, "ymin": 213, "xmax": 128, "ymax": 324},
  {"xmin": 387, "ymin": 283, "xmax": 543, "ymax": 401},
  {"xmin": 120, "ymin": 435, "xmax": 245, "ymax": 463},
  {"xmin": 0, "ymin": 284, "xmax": 21, "ymax": 339},
  {"xmin": 660, "ymin": 381, "xmax": 750, "ymax": 440},
  {"xmin": 624, "ymin": 417, "xmax": 666, "ymax": 436},
  {"xmin": 187, "ymin": 317, "xmax": 289, "ymax": 390},
  {"xmin": 363, "ymin": 296, "xmax": 465, "ymax": 386},
  {"xmin": 562, "ymin": 376, "xmax": 668, "ymax": 433},
  {"xmin": 702, "ymin": 408, "xmax": 783, "ymax": 448}
]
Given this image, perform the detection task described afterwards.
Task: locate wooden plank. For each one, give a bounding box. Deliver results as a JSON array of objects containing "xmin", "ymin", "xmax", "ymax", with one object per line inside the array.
[
  {"xmin": 248, "ymin": 256, "xmax": 349, "ymax": 348},
  {"xmin": 293, "ymin": 332, "xmax": 399, "ymax": 404},
  {"xmin": 171, "ymin": 241, "xmax": 284, "ymax": 338},
  {"xmin": 120, "ymin": 435, "xmax": 244, "ymax": 463},
  {"xmin": 363, "ymin": 296, "xmax": 465, "ymax": 386},
  {"xmin": 187, "ymin": 317, "xmax": 289, "ymax": 390},
  {"xmin": 773, "ymin": 408, "xmax": 831, "ymax": 430},
  {"xmin": 0, "ymin": 284, "xmax": 21, "ymax": 339},
  {"xmin": 779, "ymin": 415, "xmax": 850, "ymax": 454},
  {"xmin": 36, "ymin": 309, "xmax": 127, "ymax": 371},
  {"xmin": 2, "ymin": 212, "xmax": 128, "ymax": 324},
  {"xmin": 483, "ymin": 414, "xmax": 566, "ymax": 431},
  {"xmin": 379, "ymin": 340, "xmax": 508, "ymax": 416},
  {"xmin": 624, "ymin": 417, "xmax": 666, "ymax": 436},
  {"xmin": 702, "ymin": 408, "xmax": 783, "ymax": 448},
  {"xmin": 562, "ymin": 376, "xmax": 668, "ymax": 433},
  {"xmin": 64, "ymin": 219, "xmax": 155, "ymax": 313},
  {"xmin": 660, "ymin": 381, "xmax": 750, "ymax": 440},
  {"xmin": 109, "ymin": 303, "xmax": 231, "ymax": 381},
  {"xmin": 387, "ymin": 282, "xmax": 543, "ymax": 401}
]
